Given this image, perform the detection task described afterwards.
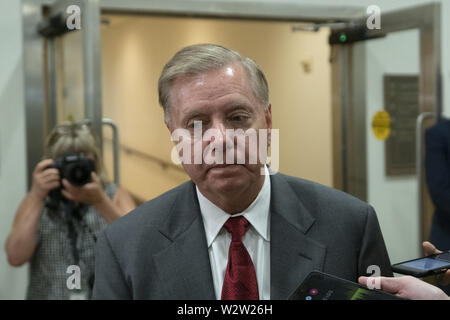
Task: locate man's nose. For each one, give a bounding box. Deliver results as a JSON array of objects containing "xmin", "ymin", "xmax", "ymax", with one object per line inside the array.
[
  {"xmin": 207, "ymin": 120, "xmax": 235, "ymax": 150},
  {"xmin": 209, "ymin": 120, "xmax": 226, "ymax": 143}
]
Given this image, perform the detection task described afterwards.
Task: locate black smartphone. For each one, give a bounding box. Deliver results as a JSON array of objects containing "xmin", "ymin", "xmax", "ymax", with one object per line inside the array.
[
  {"xmin": 288, "ymin": 271, "xmax": 405, "ymax": 300},
  {"xmin": 391, "ymin": 251, "xmax": 450, "ymax": 277}
]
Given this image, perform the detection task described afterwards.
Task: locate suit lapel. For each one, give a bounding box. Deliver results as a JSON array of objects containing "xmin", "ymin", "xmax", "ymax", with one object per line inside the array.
[
  {"xmin": 153, "ymin": 181, "xmax": 216, "ymax": 299},
  {"xmin": 152, "ymin": 174, "xmax": 327, "ymax": 300},
  {"xmin": 269, "ymin": 173, "xmax": 327, "ymax": 300}
]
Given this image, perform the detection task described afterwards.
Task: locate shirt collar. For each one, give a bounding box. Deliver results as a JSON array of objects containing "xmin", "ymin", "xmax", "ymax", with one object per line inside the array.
[{"xmin": 197, "ymin": 166, "xmax": 271, "ymax": 247}]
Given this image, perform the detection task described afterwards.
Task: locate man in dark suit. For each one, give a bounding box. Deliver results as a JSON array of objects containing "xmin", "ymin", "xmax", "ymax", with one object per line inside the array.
[{"xmin": 92, "ymin": 44, "xmax": 392, "ymax": 300}]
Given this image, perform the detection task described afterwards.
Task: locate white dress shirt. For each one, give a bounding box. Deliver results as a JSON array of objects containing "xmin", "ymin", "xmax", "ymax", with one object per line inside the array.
[{"xmin": 196, "ymin": 166, "xmax": 271, "ymax": 300}]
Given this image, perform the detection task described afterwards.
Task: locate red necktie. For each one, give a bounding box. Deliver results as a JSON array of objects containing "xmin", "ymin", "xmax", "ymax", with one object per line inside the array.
[{"xmin": 221, "ymin": 216, "xmax": 259, "ymax": 300}]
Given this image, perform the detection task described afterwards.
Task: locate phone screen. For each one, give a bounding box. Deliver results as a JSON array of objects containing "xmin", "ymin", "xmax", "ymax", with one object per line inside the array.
[
  {"xmin": 288, "ymin": 271, "xmax": 403, "ymax": 300},
  {"xmin": 400, "ymin": 257, "xmax": 450, "ymax": 271},
  {"xmin": 392, "ymin": 252, "xmax": 450, "ymax": 276}
]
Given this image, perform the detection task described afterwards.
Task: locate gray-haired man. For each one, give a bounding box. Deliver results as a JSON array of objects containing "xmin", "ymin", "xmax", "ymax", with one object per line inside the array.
[{"xmin": 93, "ymin": 43, "xmax": 392, "ymax": 300}]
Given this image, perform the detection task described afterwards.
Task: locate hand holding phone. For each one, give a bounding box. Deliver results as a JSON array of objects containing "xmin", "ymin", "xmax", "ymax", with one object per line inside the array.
[
  {"xmin": 422, "ymin": 241, "xmax": 450, "ymax": 285},
  {"xmin": 391, "ymin": 251, "xmax": 450, "ymax": 277},
  {"xmin": 288, "ymin": 271, "xmax": 404, "ymax": 300}
]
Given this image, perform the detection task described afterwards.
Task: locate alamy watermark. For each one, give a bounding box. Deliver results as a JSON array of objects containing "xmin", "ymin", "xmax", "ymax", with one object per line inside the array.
[
  {"xmin": 170, "ymin": 121, "xmax": 279, "ymax": 175},
  {"xmin": 366, "ymin": 5, "xmax": 381, "ymax": 30},
  {"xmin": 366, "ymin": 265, "xmax": 381, "ymax": 290},
  {"xmin": 66, "ymin": 5, "xmax": 81, "ymax": 30},
  {"xmin": 66, "ymin": 265, "xmax": 81, "ymax": 290}
]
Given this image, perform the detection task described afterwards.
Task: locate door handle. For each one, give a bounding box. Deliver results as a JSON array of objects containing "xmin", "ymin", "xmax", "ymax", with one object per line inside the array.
[
  {"xmin": 79, "ymin": 118, "xmax": 120, "ymax": 185},
  {"xmin": 102, "ymin": 118, "xmax": 120, "ymax": 185},
  {"xmin": 416, "ymin": 112, "xmax": 435, "ymax": 243}
]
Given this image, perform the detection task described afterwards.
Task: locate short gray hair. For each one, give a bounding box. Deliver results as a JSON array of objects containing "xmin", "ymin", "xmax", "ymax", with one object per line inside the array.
[{"xmin": 158, "ymin": 43, "xmax": 269, "ymax": 124}]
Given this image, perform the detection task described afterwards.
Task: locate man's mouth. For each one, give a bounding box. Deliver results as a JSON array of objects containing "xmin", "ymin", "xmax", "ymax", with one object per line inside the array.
[{"xmin": 207, "ymin": 164, "xmax": 241, "ymax": 171}]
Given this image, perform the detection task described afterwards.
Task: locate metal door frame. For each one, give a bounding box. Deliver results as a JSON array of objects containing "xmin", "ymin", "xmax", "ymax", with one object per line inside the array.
[{"xmin": 331, "ymin": 3, "xmax": 441, "ymax": 244}]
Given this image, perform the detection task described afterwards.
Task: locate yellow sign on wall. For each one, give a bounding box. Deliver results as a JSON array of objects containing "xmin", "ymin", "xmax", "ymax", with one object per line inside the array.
[{"xmin": 372, "ymin": 110, "xmax": 391, "ymax": 140}]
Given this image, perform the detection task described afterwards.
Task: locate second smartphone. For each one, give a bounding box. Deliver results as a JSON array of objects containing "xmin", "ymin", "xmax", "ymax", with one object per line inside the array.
[{"xmin": 391, "ymin": 251, "xmax": 450, "ymax": 277}]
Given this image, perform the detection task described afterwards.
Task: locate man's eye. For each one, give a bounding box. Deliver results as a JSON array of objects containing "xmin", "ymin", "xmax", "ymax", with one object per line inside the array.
[
  {"xmin": 230, "ymin": 115, "xmax": 246, "ymax": 122},
  {"xmin": 187, "ymin": 120, "xmax": 204, "ymax": 129}
]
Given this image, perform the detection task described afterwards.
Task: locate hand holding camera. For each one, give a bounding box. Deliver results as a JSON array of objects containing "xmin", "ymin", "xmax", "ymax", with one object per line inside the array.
[
  {"xmin": 61, "ymin": 171, "xmax": 106, "ymax": 206},
  {"xmin": 38, "ymin": 152, "xmax": 102, "ymax": 208},
  {"xmin": 30, "ymin": 159, "xmax": 61, "ymax": 201}
]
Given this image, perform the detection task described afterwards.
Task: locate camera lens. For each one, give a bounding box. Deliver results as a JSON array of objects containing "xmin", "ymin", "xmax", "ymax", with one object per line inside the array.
[{"xmin": 65, "ymin": 162, "xmax": 91, "ymax": 186}]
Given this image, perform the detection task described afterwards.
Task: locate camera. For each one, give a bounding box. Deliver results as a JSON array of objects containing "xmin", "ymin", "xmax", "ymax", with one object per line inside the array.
[
  {"xmin": 52, "ymin": 153, "xmax": 95, "ymax": 186},
  {"xmin": 46, "ymin": 153, "xmax": 95, "ymax": 209}
]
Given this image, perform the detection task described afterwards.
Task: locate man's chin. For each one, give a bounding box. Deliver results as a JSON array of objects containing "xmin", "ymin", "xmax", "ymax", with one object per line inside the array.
[
  {"xmin": 208, "ymin": 181, "xmax": 246, "ymax": 196},
  {"xmin": 204, "ymin": 166, "xmax": 247, "ymax": 191}
]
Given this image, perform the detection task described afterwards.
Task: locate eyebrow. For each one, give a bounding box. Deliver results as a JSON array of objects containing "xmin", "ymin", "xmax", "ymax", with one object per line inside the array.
[
  {"xmin": 182, "ymin": 110, "xmax": 206, "ymax": 123},
  {"xmin": 226, "ymin": 103, "xmax": 253, "ymax": 113},
  {"xmin": 181, "ymin": 101, "xmax": 254, "ymax": 124}
]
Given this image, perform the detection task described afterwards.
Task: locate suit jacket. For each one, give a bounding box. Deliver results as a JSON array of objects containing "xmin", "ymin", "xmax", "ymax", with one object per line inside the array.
[
  {"xmin": 92, "ymin": 172, "xmax": 392, "ymax": 300},
  {"xmin": 425, "ymin": 119, "xmax": 450, "ymax": 249}
]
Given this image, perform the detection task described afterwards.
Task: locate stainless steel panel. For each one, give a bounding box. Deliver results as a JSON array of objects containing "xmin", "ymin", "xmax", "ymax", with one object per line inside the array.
[
  {"xmin": 331, "ymin": 43, "xmax": 367, "ymax": 201},
  {"xmin": 82, "ymin": 0, "xmax": 103, "ymax": 152},
  {"xmin": 100, "ymin": 0, "xmax": 365, "ymax": 22},
  {"xmin": 23, "ymin": 0, "xmax": 49, "ymax": 187},
  {"xmin": 23, "ymin": 0, "xmax": 103, "ymax": 187},
  {"xmin": 102, "ymin": 118, "xmax": 120, "ymax": 185}
]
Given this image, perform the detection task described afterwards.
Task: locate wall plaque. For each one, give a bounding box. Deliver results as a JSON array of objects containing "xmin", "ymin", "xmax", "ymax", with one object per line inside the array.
[{"xmin": 384, "ymin": 75, "xmax": 419, "ymax": 176}]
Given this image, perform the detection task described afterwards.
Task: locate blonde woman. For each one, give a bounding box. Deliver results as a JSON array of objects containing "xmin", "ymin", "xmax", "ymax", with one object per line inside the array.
[{"xmin": 5, "ymin": 121, "xmax": 136, "ymax": 299}]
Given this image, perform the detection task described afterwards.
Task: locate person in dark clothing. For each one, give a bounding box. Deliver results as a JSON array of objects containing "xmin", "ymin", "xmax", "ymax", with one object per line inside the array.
[{"xmin": 425, "ymin": 118, "xmax": 450, "ymax": 294}]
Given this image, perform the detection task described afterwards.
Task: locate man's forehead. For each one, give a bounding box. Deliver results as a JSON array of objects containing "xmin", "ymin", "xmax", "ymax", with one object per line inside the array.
[
  {"xmin": 171, "ymin": 64, "xmax": 250, "ymax": 101},
  {"xmin": 173, "ymin": 63, "xmax": 247, "ymax": 88}
]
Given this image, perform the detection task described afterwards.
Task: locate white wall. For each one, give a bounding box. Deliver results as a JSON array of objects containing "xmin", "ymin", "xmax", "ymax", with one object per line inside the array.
[
  {"xmin": 0, "ymin": 0, "xmax": 28, "ymax": 299},
  {"xmin": 363, "ymin": 29, "xmax": 421, "ymax": 263}
]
